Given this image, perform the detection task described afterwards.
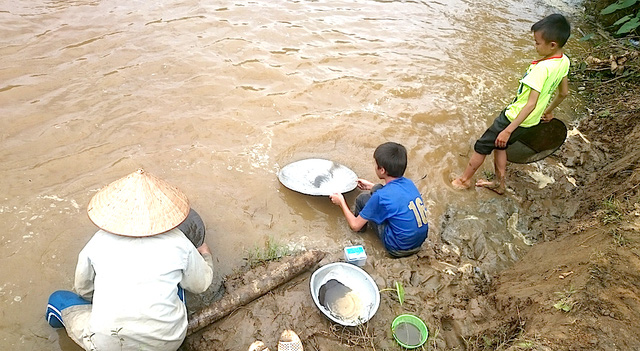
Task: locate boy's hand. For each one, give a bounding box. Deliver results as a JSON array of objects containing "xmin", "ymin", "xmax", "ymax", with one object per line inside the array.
[
  {"xmin": 495, "ymin": 130, "xmax": 511, "ymax": 148},
  {"xmin": 357, "ymin": 179, "xmax": 374, "ymax": 190},
  {"xmin": 329, "ymin": 193, "xmax": 345, "ymax": 206},
  {"xmin": 541, "ymin": 111, "xmax": 554, "ymax": 123}
]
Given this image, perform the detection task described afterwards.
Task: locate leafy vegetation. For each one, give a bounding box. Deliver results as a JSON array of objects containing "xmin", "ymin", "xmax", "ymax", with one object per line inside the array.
[
  {"xmin": 553, "ymin": 286, "xmax": 577, "ymax": 313},
  {"xmin": 380, "ymin": 281, "xmax": 405, "ymax": 306},
  {"xmin": 601, "ymin": 0, "xmax": 640, "ymax": 35},
  {"xmin": 395, "ymin": 281, "xmax": 405, "ymax": 305}
]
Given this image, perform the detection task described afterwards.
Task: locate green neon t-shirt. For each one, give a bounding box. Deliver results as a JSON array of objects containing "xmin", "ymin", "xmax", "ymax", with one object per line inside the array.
[{"xmin": 505, "ymin": 54, "xmax": 570, "ymax": 128}]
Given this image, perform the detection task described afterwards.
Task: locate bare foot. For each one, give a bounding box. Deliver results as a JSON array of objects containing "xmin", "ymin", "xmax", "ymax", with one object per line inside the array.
[
  {"xmin": 451, "ymin": 178, "xmax": 471, "ymax": 190},
  {"xmin": 475, "ymin": 179, "xmax": 505, "ymax": 195}
]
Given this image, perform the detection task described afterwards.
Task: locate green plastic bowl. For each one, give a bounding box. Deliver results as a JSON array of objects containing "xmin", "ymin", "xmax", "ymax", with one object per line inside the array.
[{"xmin": 391, "ymin": 314, "xmax": 428, "ymax": 349}]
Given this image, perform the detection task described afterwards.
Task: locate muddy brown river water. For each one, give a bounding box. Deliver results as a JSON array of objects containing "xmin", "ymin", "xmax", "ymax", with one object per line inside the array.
[{"xmin": 1, "ymin": 0, "xmax": 584, "ymax": 349}]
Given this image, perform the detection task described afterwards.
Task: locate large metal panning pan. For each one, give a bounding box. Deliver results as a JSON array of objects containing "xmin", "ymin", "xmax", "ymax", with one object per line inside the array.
[{"xmin": 278, "ymin": 158, "xmax": 357, "ymax": 196}]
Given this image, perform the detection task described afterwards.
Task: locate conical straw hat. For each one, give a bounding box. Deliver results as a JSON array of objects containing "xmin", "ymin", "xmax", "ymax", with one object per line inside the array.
[{"xmin": 87, "ymin": 169, "xmax": 190, "ymax": 237}]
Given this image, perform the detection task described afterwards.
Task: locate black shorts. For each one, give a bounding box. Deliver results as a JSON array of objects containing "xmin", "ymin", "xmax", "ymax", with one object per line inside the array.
[{"xmin": 474, "ymin": 110, "xmax": 531, "ymax": 155}]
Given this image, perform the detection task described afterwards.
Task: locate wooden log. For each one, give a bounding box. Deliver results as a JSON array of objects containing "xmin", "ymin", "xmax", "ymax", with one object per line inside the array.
[{"xmin": 186, "ymin": 249, "xmax": 326, "ymax": 338}]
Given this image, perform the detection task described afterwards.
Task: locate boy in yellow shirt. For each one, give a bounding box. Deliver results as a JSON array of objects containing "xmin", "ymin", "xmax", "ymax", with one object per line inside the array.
[{"xmin": 452, "ymin": 14, "xmax": 571, "ymax": 194}]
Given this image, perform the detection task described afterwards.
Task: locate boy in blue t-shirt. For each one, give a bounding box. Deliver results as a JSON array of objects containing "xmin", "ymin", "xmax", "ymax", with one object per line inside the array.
[
  {"xmin": 330, "ymin": 142, "xmax": 428, "ymax": 258},
  {"xmin": 452, "ymin": 14, "xmax": 571, "ymax": 195}
]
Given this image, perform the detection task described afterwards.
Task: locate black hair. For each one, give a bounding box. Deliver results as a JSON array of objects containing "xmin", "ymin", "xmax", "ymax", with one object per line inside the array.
[
  {"xmin": 531, "ymin": 14, "xmax": 571, "ymax": 47},
  {"xmin": 373, "ymin": 142, "xmax": 407, "ymax": 178}
]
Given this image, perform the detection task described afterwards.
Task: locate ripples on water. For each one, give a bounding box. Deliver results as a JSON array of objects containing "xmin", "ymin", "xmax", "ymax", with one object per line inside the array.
[{"xmin": 0, "ymin": 0, "xmax": 582, "ymax": 349}]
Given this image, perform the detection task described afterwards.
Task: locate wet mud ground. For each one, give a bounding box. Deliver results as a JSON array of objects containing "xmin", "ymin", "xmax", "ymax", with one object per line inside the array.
[{"xmin": 181, "ymin": 77, "xmax": 640, "ymax": 350}]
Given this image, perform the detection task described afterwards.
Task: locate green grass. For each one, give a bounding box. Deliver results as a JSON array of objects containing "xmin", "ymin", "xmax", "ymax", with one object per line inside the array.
[
  {"xmin": 245, "ymin": 236, "xmax": 291, "ymax": 268},
  {"xmin": 465, "ymin": 318, "xmax": 526, "ymax": 351},
  {"xmin": 597, "ymin": 109, "xmax": 612, "ymax": 119},
  {"xmin": 482, "ymin": 170, "xmax": 496, "ymax": 181},
  {"xmin": 611, "ymin": 229, "xmax": 629, "ymax": 246},
  {"xmin": 602, "ymin": 196, "xmax": 623, "ymax": 224}
]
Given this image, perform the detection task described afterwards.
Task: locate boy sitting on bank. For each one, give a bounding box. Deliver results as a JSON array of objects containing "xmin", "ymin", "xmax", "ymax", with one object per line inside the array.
[
  {"xmin": 452, "ymin": 14, "xmax": 571, "ymax": 194},
  {"xmin": 330, "ymin": 142, "xmax": 428, "ymax": 258}
]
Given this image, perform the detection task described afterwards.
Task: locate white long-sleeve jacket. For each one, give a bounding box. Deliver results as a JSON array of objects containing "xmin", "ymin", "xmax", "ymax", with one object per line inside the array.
[{"xmin": 74, "ymin": 229, "xmax": 213, "ymax": 351}]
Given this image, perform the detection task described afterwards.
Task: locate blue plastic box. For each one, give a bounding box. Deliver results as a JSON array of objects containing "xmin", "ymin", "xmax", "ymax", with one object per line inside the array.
[{"xmin": 344, "ymin": 245, "xmax": 367, "ymax": 266}]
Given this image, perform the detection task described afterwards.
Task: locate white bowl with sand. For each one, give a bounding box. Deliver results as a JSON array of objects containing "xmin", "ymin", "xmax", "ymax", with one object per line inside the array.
[{"xmin": 309, "ymin": 262, "xmax": 380, "ymax": 326}]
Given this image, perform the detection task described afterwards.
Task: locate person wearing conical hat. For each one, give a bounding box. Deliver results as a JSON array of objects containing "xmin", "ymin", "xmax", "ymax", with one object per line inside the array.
[{"xmin": 45, "ymin": 169, "xmax": 214, "ymax": 351}]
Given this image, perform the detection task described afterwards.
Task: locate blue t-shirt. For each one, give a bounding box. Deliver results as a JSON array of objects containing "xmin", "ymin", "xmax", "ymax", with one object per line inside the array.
[{"xmin": 359, "ymin": 177, "xmax": 428, "ymax": 252}]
